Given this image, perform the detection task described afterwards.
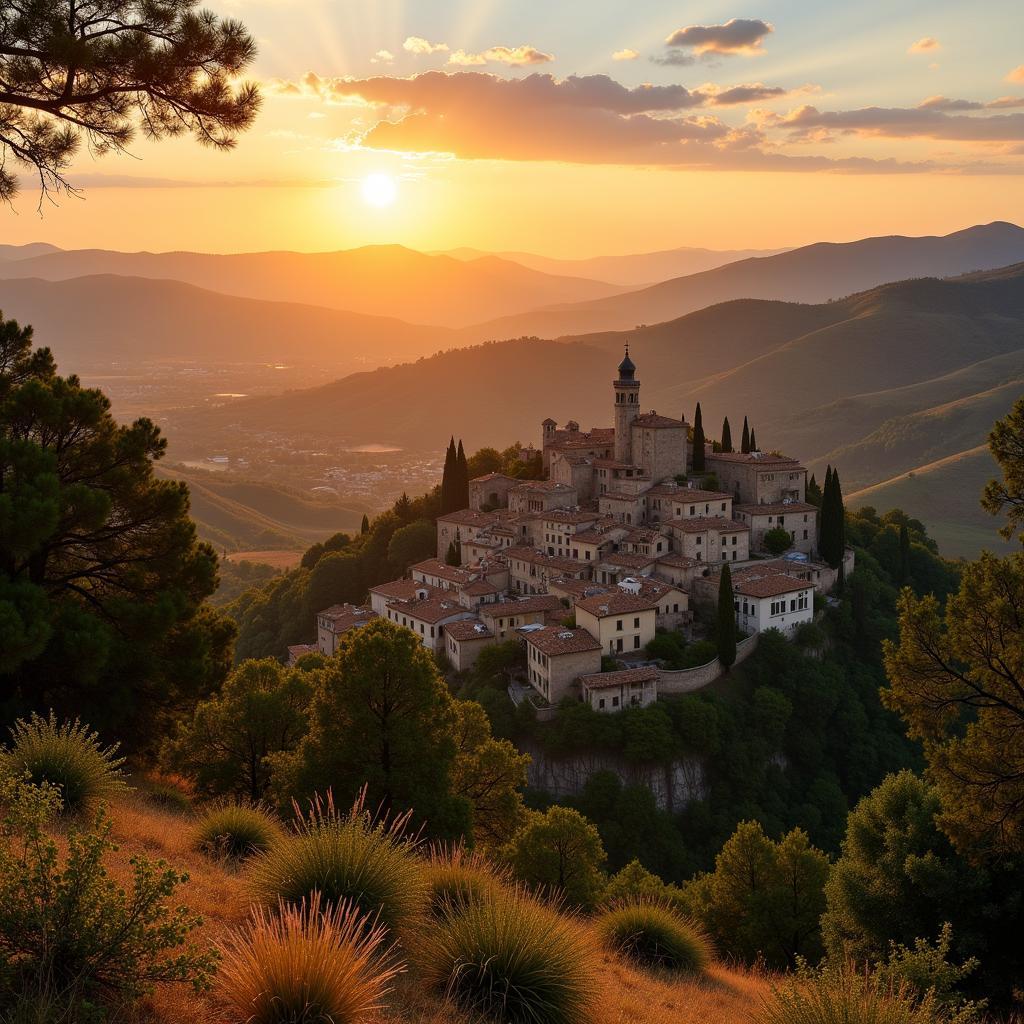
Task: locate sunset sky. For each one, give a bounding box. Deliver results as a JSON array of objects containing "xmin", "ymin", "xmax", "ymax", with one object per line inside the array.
[{"xmin": 8, "ymin": 0, "xmax": 1024, "ymax": 256}]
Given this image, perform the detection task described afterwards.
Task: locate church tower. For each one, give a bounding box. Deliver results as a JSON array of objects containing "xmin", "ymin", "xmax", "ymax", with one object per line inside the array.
[{"xmin": 613, "ymin": 344, "xmax": 640, "ymax": 464}]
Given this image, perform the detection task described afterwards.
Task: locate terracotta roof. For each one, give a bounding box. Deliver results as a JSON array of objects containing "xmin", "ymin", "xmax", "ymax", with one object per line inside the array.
[
  {"xmin": 624, "ymin": 527, "xmax": 663, "ymax": 544},
  {"xmin": 411, "ymin": 559, "xmax": 475, "ymax": 584},
  {"xmin": 511, "ymin": 480, "xmax": 576, "ymax": 493},
  {"xmin": 579, "ymin": 666, "xmax": 659, "ymax": 689},
  {"xmin": 370, "ymin": 579, "xmax": 441, "ymax": 602},
  {"xmin": 287, "ymin": 643, "xmax": 318, "ymax": 657},
  {"xmin": 576, "ymin": 590, "xmax": 658, "ymax": 616},
  {"xmin": 735, "ymin": 501, "xmax": 816, "ymax": 515},
  {"xmin": 632, "ymin": 412, "xmax": 686, "ymax": 429},
  {"xmin": 670, "ymin": 489, "xmax": 734, "ymax": 503},
  {"xmin": 443, "ymin": 619, "xmax": 495, "ymax": 641},
  {"xmin": 387, "ymin": 597, "xmax": 472, "ymax": 625},
  {"xmin": 504, "ymin": 547, "xmax": 583, "ymax": 572},
  {"xmin": 461, "ymin": 579, "xmax": 499, "ymax": 596},
  {"xmin": 708, "ymin": 452, "xmax": 803, "ymax": 467},
  {"xmin": 656, "ymin": 552, "xmax": 700, "ymax": 569},
  {"xmin": 471, "ymin": 472, "xmax": 516, "ymax": 483},
  {"xmin": 480, "ymin": 595, "xmax": 563, "ymax": 618},
  {"xmin": 668, "ymin": 516, "xmax": 749, "ymax": 534},
  {"xmin": 548, "ymin": 578, "xmax": 608, "ymax": 599},
  {"xmin": 624, "ymin": 578, "xmax": 685, "ymax": 601},
  {"xmin": 525, "ymin": 626, "xmax": 602, "ymax": 657},
  {"xmin": 602, "ymin": 552, "xmax": 657, "ymax": 569},
  {"xmin": 592, "ymin": 458, "xmax": 640, "ymax": 470},
  {"xmin": 437, "ymin": 509, "xmax": 499, "ymax": 526},
  {"xmin": 317, "ymin": 604, "xmax": 377, "ymax": 633},
  {"xmin": 601, "ymin": 491, "xmax": 644, "ymax": 503},
  {"xmin": 734, "ymin": 574, "xmax": 812, "ymax": 599}
]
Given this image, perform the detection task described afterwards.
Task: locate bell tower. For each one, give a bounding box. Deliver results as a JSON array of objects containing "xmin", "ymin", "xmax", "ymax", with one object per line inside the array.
[{"xmin": 613, "ymin": 344, "xmax": 640, "ymax": 464}]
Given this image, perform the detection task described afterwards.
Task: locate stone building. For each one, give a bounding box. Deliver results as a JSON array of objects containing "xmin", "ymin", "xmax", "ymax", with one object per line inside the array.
[{"xmin": 524, "ymin": 626, "xmax": 603, "ymax": 703}]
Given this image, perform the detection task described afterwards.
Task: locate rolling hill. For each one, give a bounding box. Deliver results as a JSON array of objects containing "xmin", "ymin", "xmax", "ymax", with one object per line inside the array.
[
  {"xmin": 438, "ymin": 244, "xmax": 785, "ymax": 286},
  {"xmin": 156, "ymin": 463, "xmax": 366, "ymax": 552},
  {"xmin": 464, "ymin": 221, "xmax": 1024, "ymax": 339},
  {"xmin": 181, "ymin": 262, "xmax": 1024, "ymax": 556},
  {"xmin": 0, "ymin": 274, "xmax": 456, "ymax": 371},
  {"xmin": 0, "ymin": 244, "xmax": 627, "ymax": 328}
]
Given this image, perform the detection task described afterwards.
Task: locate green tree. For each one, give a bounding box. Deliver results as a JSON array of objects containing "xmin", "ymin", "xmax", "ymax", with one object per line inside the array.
[
  {"xmin": 360, "ymin": 513, "xmax": 370, "ymax": 534},
  {"xmin": 445, "ymin": 540, "xmax": 460, "ymax": 566},
  {"xmin": 717, "ymin": 564, "xmax": 737, "ymax": 668},
  {"xmin": 721, "ymin": 416, "xmax": 733, "ymax": 453},
  {"xmin": 764, "ymin": 525, "xmax": 793, "ymax": 556},
  {"xmin": 162, "ymin": 658, "xmax": 314, "ymax": 801},
  {"xmin": 807, "ymin": 473, "xmax": 822, "ymax": 507},
  {"xmin": 440, "ymin": 437, "xmax": 457, "ymax": 514},
  {"xmin": 0, "ymin": 316, "xmax": 234, "ymax": 740},
  {"xmin": 503, "ymin": 805, "xmax": 607, "ymax": 908},
  {"xmin": 749, "ymin": 426, "xmax": 757, "ymax": 451},
  {"xmin": 386, "ymin": 518, "xmax": 436, "ymax": 574},
  {"xmin": 456, "ymin": 438, "xmax": 469, "ymax": 509},
  {"xmin": 0, "ymin": 0, "xmax": 259, "ymax": 202},
  {"xmin": 741, "ymin": 416, "xmax": 751, "ymax": 454},
  {"xmin": 451, "ymin": 700, "xmax": 529, "ymax": 847},
  {"xmin": 692, "ymin": 402, "xmax": 706, "ymax": 473},
  {"xmin": 898, "ymin": 522, "xmax": 911, "ymax": 584},
  {"xmin": 883, "ymin": 553, "xmax": 1024, "ymax": 856},
  {"xmin": 981, "ymin": 395, "xmax": 1024, "ymax": 540},
  {"xmin": 820, "ymin": 465, "xmax": 847, "ymax": 572},
  {"xmin": 275, "ymin": 617, "xmax": 471, "ymax": 840},
  {"xmin": 683, "ymin": 820, "xmax": 830, "ymax": 968}
]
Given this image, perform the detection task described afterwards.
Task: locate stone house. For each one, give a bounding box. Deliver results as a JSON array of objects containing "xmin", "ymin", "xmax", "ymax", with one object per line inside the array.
[
  {"xmin": 732, "ymin": 573, "xmax": 813, "ymax": 638},
  {"xmin": 665, "ymin": 516, "xmax": 750, "ymax": 563},
  {"xmin": 469, "ymin": 473, "xmax": 517, "ymax": 511},
  {"xmin": 574, "ymin": 590, "xmax": 658, "ymax": 657},
  {"xmin": 478, "ymin": 595, "xmax": 564, "ymax": 640},
  {"xmin": 383, "ymin": 596, "xmax": 475, "ymax": 653},
  {"xmin": 734, "ymin": 501, "xmax": 818, "ymax": 556},
  {"xmin": 706, "ymin": 451, "xmax": 807, "ymax": 505},
  {"xmin": 580, "ymin": 666, "xmax": 659, "ymax": 712},
  {"xmin": 443, "ymin": 619, "xmax": 496, "ymax": 671},
  {"xmin": 524, "ymin": 626, "xmax": 602, "ymax": 704},
  {"xmin": 316, "ymin": 603, "xmax": 378, "ymax": 655}
]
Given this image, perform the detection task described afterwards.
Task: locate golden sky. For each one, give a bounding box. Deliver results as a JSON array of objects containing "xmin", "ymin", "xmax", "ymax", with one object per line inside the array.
[{"xmin": 5, "ymin": 0, "xmax": 1024, "ymax": 256}]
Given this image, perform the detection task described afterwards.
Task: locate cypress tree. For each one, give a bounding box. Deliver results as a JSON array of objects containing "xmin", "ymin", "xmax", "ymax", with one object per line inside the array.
[
  {"xmin": 741, "ymin": 417, "xmax": 750, "ymax": 454},
  {"xmin": 717, "ymin": 563, "xmax": 737, "ymax": 669},
  {"xmin": 445, "ymin": 540, "xmax": 460, "ymax": 566},
  {"xmin": 833, "ymin": 469, "xmax": 846, "ymax": 583},
  {"xmin": 692, "ymin": 402, "xmax": 706, "ymax": 473},
  {"xmin": 456, "ymin": 439, "xmax": 469, "ymax": 509},
  {"xmin": 441, "ymin": 437, "xmax": 457, "ymax": 513},
  {"xmin": 898, "ymin": 522, "xmax": 911, "ymax": 585},
  {"xmin": 722, "ymin": 417, "xmax": 733, "ymax": 453},
  {"xmin": 749, "ymin": 427, "xmax": 757, "ymax": 452},
  {"xmin": 360, "ymin": 513, "xmax": 370, "ymax": 534},
  {"xmin": 819, "ymin": 467, "xmax": 834, "ymax": 565},
  {"xmin": 807, "ymin": 474, "xmax": 822, "ymax": 507}
]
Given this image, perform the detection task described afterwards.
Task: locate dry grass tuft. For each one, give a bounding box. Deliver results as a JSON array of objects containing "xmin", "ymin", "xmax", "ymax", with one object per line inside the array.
[
  {"xmin": 216, "ymin": 894, "xmax": 402, "ymax": 1024},
  {"xmin": 595, "ymin": 899, "xmax": 714, "ymax": 975},
  {"xmin": 422, "ymin": 844, "xmax": 509, "ymax": 920},
  {"xmin": 192, "ymin": 800, "xmax": 283, "ymax": 861}
]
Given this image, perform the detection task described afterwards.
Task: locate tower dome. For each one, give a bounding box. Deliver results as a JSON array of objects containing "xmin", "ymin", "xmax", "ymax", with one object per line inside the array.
[{"xmin": 617, "ymin": 344, "xmax": 636, "ymax": 381}]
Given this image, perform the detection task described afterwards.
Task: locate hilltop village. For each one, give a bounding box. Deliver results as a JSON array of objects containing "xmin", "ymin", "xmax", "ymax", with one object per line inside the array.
[{"xmin": 293, "ymin": 349, "xmax": 852, "ymax": 712}]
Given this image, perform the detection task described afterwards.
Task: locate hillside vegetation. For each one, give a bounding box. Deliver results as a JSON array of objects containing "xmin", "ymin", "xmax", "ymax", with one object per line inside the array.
[{"xmin": 155, "ymin": 463, "xmax": 366, "ymax": 553}]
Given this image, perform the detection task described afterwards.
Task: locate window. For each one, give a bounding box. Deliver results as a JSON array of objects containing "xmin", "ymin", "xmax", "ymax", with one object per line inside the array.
[
  {"xmin": 803, "ymin": 530, "xmax": 808, "ymax": 539},
  {"xmin": 616, "ymin": 638, "xmax": 623, "ymax": 652},
  {"xmin": 599, "ymin": 698, "xmax": 606, "ymax": 709},
  {"xmin": 633, "ymin": 635, "xmax": 641, "ymax": 649},
  {"xmin": 732, "ymin": 535, "xmax": 737, "ymax": 544},
  {"xmin": 616, "ymin": 619, "xmax": 623, "ymax": 631},
  {"xmin": 722, "ymin": 552, "xmax": 727, "ymax": 560},
  {"xmin": 721, "ymin": 503, "xmax": 727, "ymax": 511},
  {"xmin": 696, "ymin": 536, "xmax": 702, "ymax": 544},
  {"xmin": 633, "ymin": 617, "xmax": 640, "ymax": 628},
  {"xmin": 612, "ymin": 696, "xmax": 620, "ymax": 707},
  {"xmin": 689, "ymin": 505, "xmax": 695, "ymax": 515}
]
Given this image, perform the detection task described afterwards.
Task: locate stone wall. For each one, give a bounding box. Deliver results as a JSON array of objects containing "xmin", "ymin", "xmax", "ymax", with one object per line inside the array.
[
  {"xmin": 657, "ymin": 632, "xmax": 759, "ymax": 695},
  {"xmin": 522, "ymin": 740, "xmax": 708, "ymax": 813}
]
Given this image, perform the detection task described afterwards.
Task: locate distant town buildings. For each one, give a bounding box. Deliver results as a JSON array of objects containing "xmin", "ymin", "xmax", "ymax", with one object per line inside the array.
[{"xmin": 305, "ymin": 348, "xmax": 851, "ymax": 711}]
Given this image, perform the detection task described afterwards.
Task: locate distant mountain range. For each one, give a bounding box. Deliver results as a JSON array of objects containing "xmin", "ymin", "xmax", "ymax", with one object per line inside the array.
[
  {"xmin": 182, "ymin": 261, "xmax": 1024, "ymax": 555},
  {"xmin": 0, "ymin": 244, "xmax": 628, "ymax": 328},
  {"xmin": 464, "ymin": 222, "xmax": 1024, "ymax": 339},
  {"xmin": 436, "ymin": 244, "xmax": 786, "ymax": 286}
]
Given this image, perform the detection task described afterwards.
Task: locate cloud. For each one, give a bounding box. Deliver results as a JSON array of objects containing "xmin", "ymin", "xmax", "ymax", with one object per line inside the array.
[
  {"xmin": 702, "ymin": 82, "xmax": 789, "ymax": 106},
  {"xmin": 1008, "ymin": 66, "xmax": 1024, "ymax": 84},
  {"xmin": 370, "ymin": 49, "xmax": 394, "ymax": 65},
  {"xmin": 448, "ymin": 44, "xmax": 554, "ymax": 68},
  {"xmin": 908, "ymin": 37, "xmax": 941, "ymax": 54},
  {"xmin": 403, "ymin": 36, "xmax": 449, "ymax": 55},
  {"xmin": 287, "ymin": 69, "xmax": 960, "ymax": 173},
  {"xmin": 651, "ymin": 51, "xmax": 696, "ymax": 67},
  {"xmin": 665, "ymin": 19, "xmax": 773, "ymax": 56},
  {"xmin": 612, "ymin": 49, "xmax": 640, "ymax": 61},
  {"xmin": 918, "ymin": 94, "xmax": 1024, "ymax": 111},
  {"xmin": 780, "ymin": 103, "xmax": 1024, "ymax": 142}
]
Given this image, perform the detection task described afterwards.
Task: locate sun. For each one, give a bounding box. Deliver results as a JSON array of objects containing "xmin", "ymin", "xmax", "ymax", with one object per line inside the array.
[{"xmin": 361, "ymin": 173, "xmax": 398, "ymax": 207}]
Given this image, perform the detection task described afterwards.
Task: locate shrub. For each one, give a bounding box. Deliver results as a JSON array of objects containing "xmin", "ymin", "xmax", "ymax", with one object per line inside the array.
[
  {"xmin": 141, "ymin": 777, "xmax": 193, "ymax": 813},
  {"xmin": 759, "ymin": 965, "xmax": 951, "ymax": 1024},
  {"xmin": 1, "ymin": 712, "xmax": 126, "ymax": 815},
  {"xmin": 595, "ymin": 899, "xmax": 712, "ymax": 974},
  {"xmin": 424, "ymin": 846, "xmax": 508, "ymax": 919},
  {"xmin": 216, "ymin": 894, "xmax": 400, "ymax": 1024},
  {"xmin": 0, "ymin": 772, "xmax": 215, "ymax": 1012},
  {"xmin": 416, "ymin": 886, "xmax": 597, "ymax": 1024},
  {"xmin": 247, "ymin": 793, "xmax": 427, "ymax": 934},
  {"xmin": 192, "ymin": 801, "xmax": 283, "ymax": 861}
]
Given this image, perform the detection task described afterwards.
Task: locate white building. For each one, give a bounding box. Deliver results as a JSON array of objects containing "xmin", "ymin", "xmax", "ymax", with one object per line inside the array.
[{"xmin": 732, "ymin": 573, "xmax": 813, "ymax": 637}]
